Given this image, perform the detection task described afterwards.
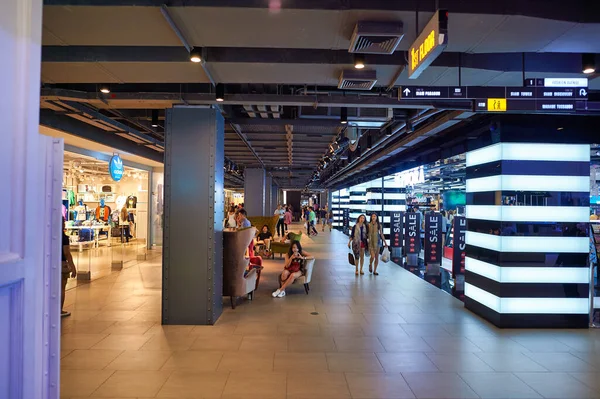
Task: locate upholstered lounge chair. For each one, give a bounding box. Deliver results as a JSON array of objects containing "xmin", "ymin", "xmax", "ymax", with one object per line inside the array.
[
  {"xmin": 270, "ymin": 232, "xmax": 303, "ymax": 259},
  {"xmin": 223, "ymin": 227, "xmax": 258, "ymax": 309},
  {"xmin": 279, "ymin": 257, "xmax": 316, "ymax": 294}
]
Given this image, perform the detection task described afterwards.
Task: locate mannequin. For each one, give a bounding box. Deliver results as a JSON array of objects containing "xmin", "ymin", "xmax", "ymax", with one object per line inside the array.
[
  {"xmin": 95, "ymin": 198, "xmax": 111, "ymax": 222},
  {"xmin": 74, "ymin": 200, "xmax": 87, "ymax": 222}
]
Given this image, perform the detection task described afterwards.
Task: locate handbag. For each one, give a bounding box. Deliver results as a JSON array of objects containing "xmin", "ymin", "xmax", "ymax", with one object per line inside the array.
[{"xmin": 348, "ymin": 250, "xmax": 355, "ymax": 266}]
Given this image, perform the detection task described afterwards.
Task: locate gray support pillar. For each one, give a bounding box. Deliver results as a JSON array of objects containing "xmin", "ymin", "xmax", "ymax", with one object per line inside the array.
[
  {"xmin": 265, "ymin": 175, "xmax": 273, "ymax": 215},
  {"xmin": 244, "ymin": 168, "xmax": 266, "ymax": 216},
  {"xmin": 163, "ymin": 107, "xmax": 224, "ymax": 325},
  {"xmin": 271, "ymin": 184, "xmax": 279, "ymax": 211}
]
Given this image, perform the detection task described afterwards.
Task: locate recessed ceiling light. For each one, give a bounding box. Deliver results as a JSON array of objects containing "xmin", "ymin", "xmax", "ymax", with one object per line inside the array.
[
  {"xmin": 151, "ymin": 109, "xmax": 159, "ymax": 128},
  {"xmin": 216, "ymin": 83, "xmax": 225, "ymax": 102},
  {"xmin": 582, "ymin": 53, "xmax": 595, "ymax": 74},
  {"xmin": 557, "ymin": 127, "xmax": 564, "ymax": 131},
  {"xmin": 340, "ymin": 107, "xmax": 348, "ymax": 124},
  {"xmin": 99, "ymin": 84, "xmax": 110, "ymax": 94},
  {"xmin": 354, "ymin": 54, "xmax": 366, "ymax": 69}
]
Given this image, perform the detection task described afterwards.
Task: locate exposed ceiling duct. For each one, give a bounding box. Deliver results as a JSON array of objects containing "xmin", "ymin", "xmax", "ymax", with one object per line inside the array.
[
  {"xmin": 348, "ymin": 21, "xmax": 405, "ymax": 54},
  {"xmin": 338, "ymin": 69, "xmax": 378, "ymax": 90}
]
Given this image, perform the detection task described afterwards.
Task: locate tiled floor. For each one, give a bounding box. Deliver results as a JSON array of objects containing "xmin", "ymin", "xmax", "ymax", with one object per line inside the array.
[{"xmin": 60, "ymin": 225, "xmax": 600, "ymax": 398}]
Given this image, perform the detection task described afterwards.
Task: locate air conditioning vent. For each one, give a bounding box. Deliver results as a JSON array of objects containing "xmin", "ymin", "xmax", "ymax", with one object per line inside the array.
[
  {"xmin": 338, "ymin": 70, "xmax": 377, "ymax": 91},
  {"xmin": 349, "ymin": 21, "xmax": 404, "ymax": 54}
]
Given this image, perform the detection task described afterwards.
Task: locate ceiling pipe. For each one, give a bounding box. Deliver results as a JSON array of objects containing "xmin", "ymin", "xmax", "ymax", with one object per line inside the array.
[{"xmin": 160, "ymin": 4, "xmax": 216, "ymax": 86}]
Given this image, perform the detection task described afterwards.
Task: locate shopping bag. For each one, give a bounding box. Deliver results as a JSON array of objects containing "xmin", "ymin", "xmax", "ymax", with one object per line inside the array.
[{"xmin": 381, "ymin": 247, "xmax": 390, "ymax": 263}]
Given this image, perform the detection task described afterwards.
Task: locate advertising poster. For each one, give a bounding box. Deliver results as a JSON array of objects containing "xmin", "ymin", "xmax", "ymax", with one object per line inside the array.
[
  {"xmin": 425, "ymin": 213, "xmax": 442, "ymax": 264},
  {"xmin": 404, "ymin": 212, "xmax": 421, "ymax": 255},
  {"xmin": 452, "ymin": 216, "xmax": 467, "ymax": 299}
]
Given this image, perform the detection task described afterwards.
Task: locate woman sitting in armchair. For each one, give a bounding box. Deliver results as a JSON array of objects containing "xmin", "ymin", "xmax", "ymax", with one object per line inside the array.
[{"xmin": 272, "ymin": 240, "xmax": 311, "ymax": 298}]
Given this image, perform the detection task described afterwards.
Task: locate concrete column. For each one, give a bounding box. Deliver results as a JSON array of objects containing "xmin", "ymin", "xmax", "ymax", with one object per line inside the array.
[
  {"xmin": 163, "ymin": 107, "xmax": 224, "ymax": 325},
  {"xmin": 244, "ymin": 168, "xmax": 266, "ymax": 216},
  {"xmin": 265, "ymin": 175, "xmax": 273, "ymax": 215},
  {"xmin": 271, "ymin": 184, "xmax": 279, "ymax": 211},
  {"xmin": 465, "ymin": 133, "xmax": 590, "ymax": 328}
]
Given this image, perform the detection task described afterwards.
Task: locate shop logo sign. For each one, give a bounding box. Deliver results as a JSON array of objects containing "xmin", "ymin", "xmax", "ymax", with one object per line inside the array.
[{"xmin": 109, "ymin": 154, "xmax": 124, "ymax": 182}]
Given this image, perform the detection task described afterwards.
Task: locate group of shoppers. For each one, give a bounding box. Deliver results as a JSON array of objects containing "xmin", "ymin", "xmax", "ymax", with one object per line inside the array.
[{"xmin": 348, "ymin": 213, "xmax": 388, "ymax": 276}]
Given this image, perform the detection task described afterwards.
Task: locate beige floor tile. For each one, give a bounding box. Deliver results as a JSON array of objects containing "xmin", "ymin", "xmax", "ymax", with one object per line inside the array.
[
  {"xmin": 475, "ymin": 352, "xmax": 549, "ymax": 372},
  {"xmin": 287, "ymin": 336, "xmax": 337, "ymax": 352},
  {"xmin": 61, "ymin": 349, "xmax": 123, "ymax": 370},
  {"xmin": 222, "ymin": 371, "xmax": 287, "ymax": 399},
  {"xmin": 326, "ymin": 352, "xmax": 384, "ymax": 373},
  {"xmin": 522, "ymin": 352, "xmax": 597, "ymax": 372},
  {"xmin": 92, "ymin": 334, "xmax": 152, "ymax": 351},
  {"xmin": 141, "ymin": 334, "xmax": 197, "ymax": 351},
  {"xmin": 319, "ymin": 323, "xmax": 365, "ymax": 337},
  {"xmin": 145, "ymin": 324, "xmax": 194, "ymax": 336},
  {"xmin": 61, "ymin": 348, "xmax": 74, "ymax": 359},
  {"xmin": 376, "ymin": 352, "xmax": 439, "ymax": 373},
  {"xmin": 345, "ymin": 373, "xmax": 415, "ymax": 399},
  {"xmin": 378, "ymin": 337, "xmax": 433, "ymax": 352},
  {"xmin": 239, "ymin": 335, "xmax": 288, "ymax": 352},
  {"xmin": 60, "ymin": 369, "xmax": 115, "ymax": 397},
  {"xmin": 157, "ymin": 371, "xmax": 229, "ymax": 398},
  {"xmin": 92, "ymin": 311, "xmax": 137, "ymax": 322},
  {"xmin": 334, "ymin": 336, "xmax": 384, "ymax": 352},
  {"xmin": 91, "ymin": 370, "xmax": 172, "ymax": 397},
  {"xmin": 274, "ymin": 352, "xmax": 328, "ymax": 371},
  {"xmin": 287, "ymin": 372, "xmax": 351, "ymax": 399},
  {"xmin": 278, "ymin": 322, "xmax": 321, "ymax": 336},
  {"xmin": 161, "ymin": 351, "xmax": 223, "ymax": 371},
  {"xmin": 460, "ymin": 372, "xmax": 542, "ymax": 398},
  {"xmin": 190, "ymin": 335, "xmax": 243, "ymax": 351},
  {"xmin": 61, "ymin": 333, "xmax": 110, "ymax": 350},
  {"xmin": 102, "ymin": 321, "xmax": 155, "ymax": 335},
  {"xmin": 105, "ymin": 350, "xmax": 172, "ymax": 371},
  {"xmin": 190, "ymin": 325, "xmax": 237, "ymax": 336},
  {"xmin": 514, "ymin": 372, "xmax": 598, "ymax": 398},
  {"xmin": 217, "ymin": 351, "xmax": 275, "ymax": 372},
  {"xmin": 403, "ymin": 372, "xmax": 479, "ymax": 398},
  {"xmin": 426, "ymin": 353, "xmax": 494, "ymax": 372}
]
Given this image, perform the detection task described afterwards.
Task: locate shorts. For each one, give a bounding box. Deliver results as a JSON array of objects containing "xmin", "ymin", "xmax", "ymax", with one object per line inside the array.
[{"xmin": 282, "ymin": 269, "xmax": 303, "ymax": 280}]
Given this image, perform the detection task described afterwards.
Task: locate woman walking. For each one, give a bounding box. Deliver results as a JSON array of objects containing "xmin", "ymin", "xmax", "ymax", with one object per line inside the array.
[
  {"xmin": 368, "ymin": 213, "xmax": 387, "ymax": 275},
  {"xmin": 348, "ymin": 214, "xmax": 368, "ymax": 276}
]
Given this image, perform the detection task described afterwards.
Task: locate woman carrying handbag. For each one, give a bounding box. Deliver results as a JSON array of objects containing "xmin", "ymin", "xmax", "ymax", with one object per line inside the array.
[
  {"xmin": 348, "ymin": 214, "xmax": 368, "ymax": 275},
  {"xmin": 367, "ymin": 213, "xmax": 388, "ymax": 275}
]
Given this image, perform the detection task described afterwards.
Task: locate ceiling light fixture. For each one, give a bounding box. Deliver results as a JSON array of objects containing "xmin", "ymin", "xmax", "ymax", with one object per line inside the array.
[
  {"xmin": 216, "ymin": 83, "xmax": 225, "ymax": 102},
  {"xmin": 354, "ymin": 54, "xmax": 366, "ymax": 69},
  {"xmin": 385, "ymin": 126, "xmax": 393, "ymax": 137},
  {"xmin": 151, "ymin": 110, "xmax": 159, "ymax": 128},
  {"xmin": 366, "ymin": 135, "xmax": 372, "ymax": 150},
  {"xmin": 582, "ymin": 53, "xmax": 595, "ymax": 74},
  {"xmin": 340, "ymin": 107, "xmax": 348, "ymax": 124},
  {"xmin": 99, "ymin": 84, "xmax": 110, "ymax": 94},
  {"xmin": 189, "ymin": 47, "xmax": 202, "ymax": 63}
]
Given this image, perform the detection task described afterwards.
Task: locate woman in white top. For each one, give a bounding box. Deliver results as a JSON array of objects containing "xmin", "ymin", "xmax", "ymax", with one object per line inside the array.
[{"xmin": 226, "ymin": 205, "xmax": 237, "ymax": 228}]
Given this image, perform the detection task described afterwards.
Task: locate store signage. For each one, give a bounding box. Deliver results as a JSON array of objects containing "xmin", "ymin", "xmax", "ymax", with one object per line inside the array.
[
  {"xmin": 343, "ymin": 208, "xmax": 350, "ymax": 234},
  {"xmin": 394, "ymin": 166, "xmax": 425, "ymax": 187},
  {"xmin": 452, "ymin": 216, "xmax": 466, "ymax": 278},
  {"xmin": 390, "ymin": 211, "xmax": 404, "ymax": 248},
  {"xmin": 425, "ymin": 214, "xmax": 442, "ymax": 264},
  {"xmin": 404, "ymin": 212, "xmax": 421, "ymax": 255},
  {"xmin": 408, "ymin": 9, "xmax": 448, "ymax": 79},
  {"xmin": 109, "ymin": 154, "xmax": 124, "ymax": 182},
  {"xmin": 523, "ymin": 78, "xmax": 589, "ymax": 88}
]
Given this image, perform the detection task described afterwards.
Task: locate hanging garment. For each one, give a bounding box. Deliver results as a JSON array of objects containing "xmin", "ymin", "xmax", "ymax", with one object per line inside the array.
[{"xmin": 95, "ymin": 205, "xmax": 111, "ymax": 222}]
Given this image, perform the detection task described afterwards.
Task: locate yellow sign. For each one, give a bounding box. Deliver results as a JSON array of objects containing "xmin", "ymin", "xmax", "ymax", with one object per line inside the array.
[
  {"xmin": 408, "ymin": 9, "xmax": 448, "ymax": 79},
  {"xmin": 487, "ymin": 98, "xmax": 507, "ymax": 112}
]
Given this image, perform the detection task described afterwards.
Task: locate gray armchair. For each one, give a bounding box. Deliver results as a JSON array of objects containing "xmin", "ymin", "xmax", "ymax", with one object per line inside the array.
[{"xmin": 223, "ymin": 227, "xmax": 258, "ymax": 309}]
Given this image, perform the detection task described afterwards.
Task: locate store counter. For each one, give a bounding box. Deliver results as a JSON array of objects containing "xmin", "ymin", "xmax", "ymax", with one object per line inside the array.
[{"xmin": 66, "ymin": 225, "xmax": 112, "ymax": 251}]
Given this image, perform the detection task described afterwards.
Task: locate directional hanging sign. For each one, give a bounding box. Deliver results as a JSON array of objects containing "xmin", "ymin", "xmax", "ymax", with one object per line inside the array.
[{"xmin": 399, "ymin": 86, "xmax": 587, "ymax": 100}]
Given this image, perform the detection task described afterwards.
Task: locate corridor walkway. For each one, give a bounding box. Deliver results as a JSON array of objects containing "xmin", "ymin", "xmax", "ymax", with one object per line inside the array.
[{"xmin": 60, "ymin": 226, "xmax": 600, "ymax": 398}]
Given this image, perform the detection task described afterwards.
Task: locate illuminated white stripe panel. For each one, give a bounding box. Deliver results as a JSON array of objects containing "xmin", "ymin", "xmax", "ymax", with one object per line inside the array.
[
  {"xmin": 465, "ymin": 283, "xmax": 589, "ymax": 314},
  {"xmin": 366, "ymin": 193, "xmax": 407, "ymax": 200},
  {"xmin": 466, "ymin": 231, "xmax": 589, "ymax": 253},
  {"xmin": 466, "ymin": 205, "xmax": 590, "ymax": 222},
  {"xmin": 466, "ymin": 143, "xmax": 590, "ymax": 167},
  {"xmin": 466, "ymin": 175, "xmax": 589, "ymax": 193},
  {"xmin": 465, "ymin": 257, "xmax": 589, "ymax": 283},
  {"xmin": 383, "ymin": 205, "xmax": 407, "ymax": 211}
]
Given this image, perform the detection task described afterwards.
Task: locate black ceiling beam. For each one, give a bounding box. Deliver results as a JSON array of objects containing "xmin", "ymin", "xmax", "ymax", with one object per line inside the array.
[
  {"xmin": 40, "ymin": 109, "xmax": 163, "ymax": 163},
  {"xmin": 41, "ymin": 0, "xmax": 596, "ymax": 23},
  {"xmin": 41, "ymin": 46, "xmax": 590, "ymax": 73}
]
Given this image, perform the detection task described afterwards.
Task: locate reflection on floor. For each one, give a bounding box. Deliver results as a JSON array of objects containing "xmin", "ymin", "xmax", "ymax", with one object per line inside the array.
[{"xmin": 61, "ymin": 224, "xmax": 600, "ymax": 399}]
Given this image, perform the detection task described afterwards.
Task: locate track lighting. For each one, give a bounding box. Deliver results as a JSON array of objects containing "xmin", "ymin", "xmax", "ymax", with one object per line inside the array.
[
  {"xmin": 366, "ymin": 135, "xmax": 372, "ymax": 150},
  {"xmin": 99, "ymin": 84, "xmax": 110, "ymax": 94},
  {"xmin": 582, "ymin": 53, "xmax": 595, "ymax": 74},
  {"xmin": 354, "ymin": 54, "xmax": 366, "ymax": 69},
  {"xmin": 189, "ymin": 47, "xmax": 202, "ymax": 63},
  {"xmin": 385, "ymin": 126, "xmax": 393, "ymax": 137},
  {"xmin": 340, "ymin": 107, "xmax": 348, "ymax": 124},
  {"xmin": 151, "ymin": 110, "xmax": 159, "ymax": 128},
  {"xmin": 216, "ymin": 83, "xmax": 225, "ymax": 102}
]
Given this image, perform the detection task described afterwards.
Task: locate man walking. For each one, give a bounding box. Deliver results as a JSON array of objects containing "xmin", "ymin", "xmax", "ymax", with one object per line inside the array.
[
  {"xmin": 308, "ymin": 207, "xmax": 319, "ymax": 236},
  {"xmin": 274, "ymin": 204, "xmax": 285, "ymax": 237}
]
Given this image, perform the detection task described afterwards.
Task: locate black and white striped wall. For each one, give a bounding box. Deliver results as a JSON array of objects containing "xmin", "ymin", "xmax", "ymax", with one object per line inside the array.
[{"xmin": 464, "ymin": 142, "xmax": 591, "ymax": 328}]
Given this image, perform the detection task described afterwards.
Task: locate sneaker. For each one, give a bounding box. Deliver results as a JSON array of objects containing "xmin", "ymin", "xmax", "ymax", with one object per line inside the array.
[
  {"xmin": 272, "ymin": 289, "xmax": 281, "ymax": 298},
  {"xmin": 277, "ymin": 290, "xmax": 286, "ymax": 298},
  {"xmin": 61, "ymin": 310, "xmax": 71, "ymax": 318}
]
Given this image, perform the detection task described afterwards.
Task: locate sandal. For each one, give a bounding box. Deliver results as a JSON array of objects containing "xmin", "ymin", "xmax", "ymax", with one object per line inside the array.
[
  {"xmin": 355, "ymin": 270, "xmax": 359, "ymax": 276},
  {"xmin": 360, "ymin": 271, "xmax": 365, "ymax": 275},
  {"xmin": 369, "ymin": 265, "xmax": 373, "ymax": 273},
  {"xmin": 373, "ymin": 272, "xmax": 379, "ymax": 276}
]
